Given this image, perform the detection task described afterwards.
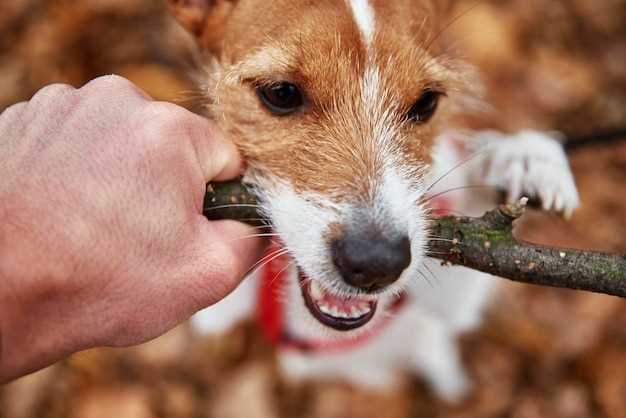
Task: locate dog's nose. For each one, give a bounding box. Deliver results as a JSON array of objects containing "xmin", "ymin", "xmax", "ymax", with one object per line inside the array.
[{"xmin": 331, "ymin": 230, "xmax": 411, "ymax": 292}]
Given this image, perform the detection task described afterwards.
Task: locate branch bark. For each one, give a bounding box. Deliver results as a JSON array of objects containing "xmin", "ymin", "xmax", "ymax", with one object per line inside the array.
[{"xmin": 204, "ymin": 181, "xmax": 626, "ymax": 298}]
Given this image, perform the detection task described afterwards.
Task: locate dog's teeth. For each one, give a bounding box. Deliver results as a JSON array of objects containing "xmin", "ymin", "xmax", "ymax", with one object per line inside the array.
[
  {"xmin": 312, "ymin": 285, "xmax": 374, "ymax": 319},
  {"xmin": 309, "ymin": 281, "xmax": 323, "ymax": 300},
  {"xmin": 319, "ymin": 303, "xmax": 333, "ymax": 316},
  {"xmin": 320, "ymin": 304, "xmax": 343, "ymax": 319}
]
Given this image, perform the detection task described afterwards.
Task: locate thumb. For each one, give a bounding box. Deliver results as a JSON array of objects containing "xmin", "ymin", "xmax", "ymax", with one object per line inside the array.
[
  {"xmin": 185, "ymin": 113, "xmax": 244, "ymax": 182},
  {"xmin": 180, "ymin": 217, "xmax": 265, "ymax": 312}
]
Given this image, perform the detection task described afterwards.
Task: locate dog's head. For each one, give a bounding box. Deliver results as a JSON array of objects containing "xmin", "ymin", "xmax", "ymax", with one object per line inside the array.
[{"xmin": 169, "ymin": 0, "xmax": 473, "ymax": 333}]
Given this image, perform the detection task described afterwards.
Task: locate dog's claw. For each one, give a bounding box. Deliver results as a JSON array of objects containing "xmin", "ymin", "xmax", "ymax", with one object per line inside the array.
[{"xmin": 478, "ymin": 130, "xmax": 580, "ymax": 218}]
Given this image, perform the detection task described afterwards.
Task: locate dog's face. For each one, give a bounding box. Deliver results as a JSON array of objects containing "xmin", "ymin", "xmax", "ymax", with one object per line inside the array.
[{"xmin": 170, "ymin": 0, "xmax": 471, "ymax": 334}]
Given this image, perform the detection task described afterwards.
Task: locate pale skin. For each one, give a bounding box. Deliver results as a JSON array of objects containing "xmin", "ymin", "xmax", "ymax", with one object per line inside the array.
[{"xmin": 0, "ymin": 75, "xmax": 264, "ymax": 382}]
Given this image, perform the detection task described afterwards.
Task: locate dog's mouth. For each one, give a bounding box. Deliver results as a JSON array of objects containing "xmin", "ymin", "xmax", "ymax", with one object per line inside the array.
[{"xmin": 299, "ymin": 269, "xmax": 377, "ymax": 331}]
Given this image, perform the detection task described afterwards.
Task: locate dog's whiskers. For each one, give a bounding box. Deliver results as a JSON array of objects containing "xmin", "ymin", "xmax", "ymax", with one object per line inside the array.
[
  {"xmin": 248, "ymin": 224, "xmax": 273, "ymax": 230},
  {"xmin": 421, "ymin": 184, "xmax": 496, "ymax": 205},
  {"xmin": 267, "ymin": 261, "xmax": 295, "ymax": 288},
  {"xmin": 424, "ymin": 148, "xmax": 489, "ymax": 194},
  {"xmin": 173, "ymin": 90, "xmax": 211, "ymax": 106},
  {"xmin": 417, "ymin": 268, "xmax": 435, "ymax": 288},
  {"xmin": 244, "ymin": 247, "xmax": 291, "ymax": 278},
  {"xmin": 423, "ymin": 261, "xmax": 440, "ymax": 286},
  {"xmin": 227, "ymin": 232, "xmax": 281, "ymax": 244},
  {"xmin": 427, "ymin": 237, "xmax": 461, "ymax": 243},
  {"xmin": 254, "ymin": 247, "xmax": 288, "ymax": 266},
  {"xmin": 203, "ymin": 203, "xmax": 263, "ymax": 211},
  {"xmin": 425, "ymin": 251, "xmax": 451, "ymax": 256},
  {"xmin": 425, "ymin": 208, "xmax": 475, "ymax": 218},
  {"xmin": 423, "ymin": 0, "xmax": 486, "ymax": 54}
]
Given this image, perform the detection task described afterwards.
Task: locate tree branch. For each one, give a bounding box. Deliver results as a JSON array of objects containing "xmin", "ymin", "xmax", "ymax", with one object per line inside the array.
[{"xmin": 204, "ymin": 181, "xmax": 626, "ymax": 298}]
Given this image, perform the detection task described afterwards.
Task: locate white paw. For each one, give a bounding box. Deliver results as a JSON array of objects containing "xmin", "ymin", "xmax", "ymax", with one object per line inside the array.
[
  {"xmin": 343, "ymin": 367, "xmax": 401, "ymax": 391},
  {"xmin": 278, "ymin": 351, "xmax": 401, "ymax": 391},
  {"xmin": 477, "ymin": 130, "xmax": 580, "ymax": 218},
  {"xmin": 430, "ymin": 368, "xmax": 472, "ymax": 403}
]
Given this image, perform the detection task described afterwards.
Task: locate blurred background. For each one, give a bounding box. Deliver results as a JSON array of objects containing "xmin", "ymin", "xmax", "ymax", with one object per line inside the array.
[{"xmin": 1, "ymin": 0, "xmax": 626, "ymax": 417}]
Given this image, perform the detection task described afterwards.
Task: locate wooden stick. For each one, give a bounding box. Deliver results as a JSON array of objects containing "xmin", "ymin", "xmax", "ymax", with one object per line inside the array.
[{"xmin": 204, "ymin": 181, "xmax": 626, "ymax": 298}]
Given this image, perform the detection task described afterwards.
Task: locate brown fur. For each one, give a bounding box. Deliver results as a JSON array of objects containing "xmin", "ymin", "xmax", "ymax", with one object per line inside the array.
[{"xmin": 169, "ymin": 0, "xmax": 472, "ymax": 200}]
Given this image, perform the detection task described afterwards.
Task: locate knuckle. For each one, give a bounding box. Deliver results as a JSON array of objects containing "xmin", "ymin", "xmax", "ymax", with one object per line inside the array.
[
  {"xmin": 126, "ymin": 104, "xmax": 198, "ymax": 173},
  {"xmin": 0, "ymin": 101, "xmax": 27, "ymax": 120},
  {"xmin": 84, "ymin": 74, "xmax": 133, "ymax": 90},
  {"xmin": 137, "ymin": 101, "xmax": 194, "ymax": 140},
  {"xmin": 143, "ymin": 100, "xmax": 190, "ymax": 122},
  {"xmin": 81, "ymin": 75, "xmax": 147, "ymax": 99},
  {"xmin": 30, "ymin": 83, "xmax": 76, "ymax": 106}
]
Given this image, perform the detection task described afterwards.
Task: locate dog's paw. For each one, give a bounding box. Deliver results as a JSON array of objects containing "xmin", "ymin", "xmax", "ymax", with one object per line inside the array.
[
  {"xmin": 477, "ymin": 130, "xmax": 580, "ymax": 218},
  {"xmin": 430, "ymin": 368, "xmax": 473, "ymax": 403}
]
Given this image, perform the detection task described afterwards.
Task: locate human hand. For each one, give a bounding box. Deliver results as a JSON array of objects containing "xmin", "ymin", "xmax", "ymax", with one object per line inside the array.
[{"xmin": 0, "ymin": 76, "xmax": 264, "ymax": 381}]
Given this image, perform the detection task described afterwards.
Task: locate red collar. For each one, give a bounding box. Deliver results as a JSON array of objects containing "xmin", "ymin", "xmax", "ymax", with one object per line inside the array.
[{"xmin": 255, "ymin": 196, "xmax": 451, "ymax": 353}]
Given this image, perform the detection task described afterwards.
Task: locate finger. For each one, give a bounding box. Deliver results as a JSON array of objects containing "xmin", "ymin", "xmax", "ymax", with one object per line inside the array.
[
  {"xmin": 0, "ymin": 101, "xmax": 28, "ymax": 132},
  {"xmin": 185, "ymin": 115, "xmax": 244, "ymax": 182},
  {"xmin": 80, "ymin": 76, "xmax": 243, "ymax": 182},
  {"xmin": 80, "ymin": 75, "xmax": 152, "ymax": 101},
  {"xmin": 182, "ymin": 218, "xmax": 266, "ymax": 310}
]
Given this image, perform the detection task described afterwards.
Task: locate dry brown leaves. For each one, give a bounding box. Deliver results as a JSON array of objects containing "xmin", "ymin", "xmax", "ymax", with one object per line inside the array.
[{"xmin": 1, "ymin": 1, "xmax": 626, "ymax": 417}]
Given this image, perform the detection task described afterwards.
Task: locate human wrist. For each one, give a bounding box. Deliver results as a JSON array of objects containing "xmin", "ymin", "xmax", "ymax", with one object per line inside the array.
[{"xmin": 0, "ymin": 228, "xmax": 103, "ymax": 382}]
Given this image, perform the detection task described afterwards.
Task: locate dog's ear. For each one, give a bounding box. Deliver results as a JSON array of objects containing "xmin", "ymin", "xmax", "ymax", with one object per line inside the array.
[{"xmin": 166, "ymin": 0, "xmax": 237, "ymax": 54}]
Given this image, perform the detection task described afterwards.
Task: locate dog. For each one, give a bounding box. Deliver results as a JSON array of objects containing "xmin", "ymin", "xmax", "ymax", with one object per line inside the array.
[{"xmin": 167, "ymin": 0, "xmax": 579, "ymax": 401}]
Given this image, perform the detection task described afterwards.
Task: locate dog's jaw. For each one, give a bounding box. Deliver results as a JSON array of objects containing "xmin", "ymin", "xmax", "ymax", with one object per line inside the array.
[
  {"xmin": 300, "ymin": 276, "xmax": 378, "ymax": 331},
  {"xmin": 245, "ymin": 162, "xmax": 430, "ymax": 338}
]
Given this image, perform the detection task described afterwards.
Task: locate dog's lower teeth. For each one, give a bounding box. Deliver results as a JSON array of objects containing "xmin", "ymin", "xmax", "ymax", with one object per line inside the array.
[
  {"xmin": 300, "ymin": 269, "xmax": 378, "ymax": 330},
  {"xmin": 310, "ymin": 281, "xmax": 324, "ymax": 300},
  {"xmin": 317, "ymin": 302, "xmax": 369, "ymax": 319},
  {"xmin": 319, "ymin": 304, "xmax": 334, "ymax": 316},
  {"xmin": 305, "ymin": 279, "xmax": 374, "ymax": 321}
]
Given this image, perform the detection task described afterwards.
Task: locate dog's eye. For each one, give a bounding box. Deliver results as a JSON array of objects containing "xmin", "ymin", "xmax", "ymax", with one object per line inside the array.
[
  {"xmin": 257, "ymin": 82, "xmax": 304, "ymax": 115},
  {"xmin": 406, "ymin": 90, "xmax": 443, "ymax": 123}
]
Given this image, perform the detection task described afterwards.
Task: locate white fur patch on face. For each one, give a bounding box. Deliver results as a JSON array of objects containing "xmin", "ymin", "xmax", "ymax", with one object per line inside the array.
[
  {"xmin": 251, "ymin": 166, "xmax": 430, "ymax": 341},
  {"xmin": 377, "ymin": 165, "xmax": 429, "ymax": 292},
  {"xmin": 360, "ymin": 65, "xmax": 402, "ymax": 170},
  {"xmin": 247, "ymin": 175, "xmax": 343, "ymax": 286},
  {"xmin": 361, "ymin": 66, "xmax": 380, "ymax": 113},
  {"xmin": 347, "ymin": 0, "xmax": 376, "ymax": 47}
]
